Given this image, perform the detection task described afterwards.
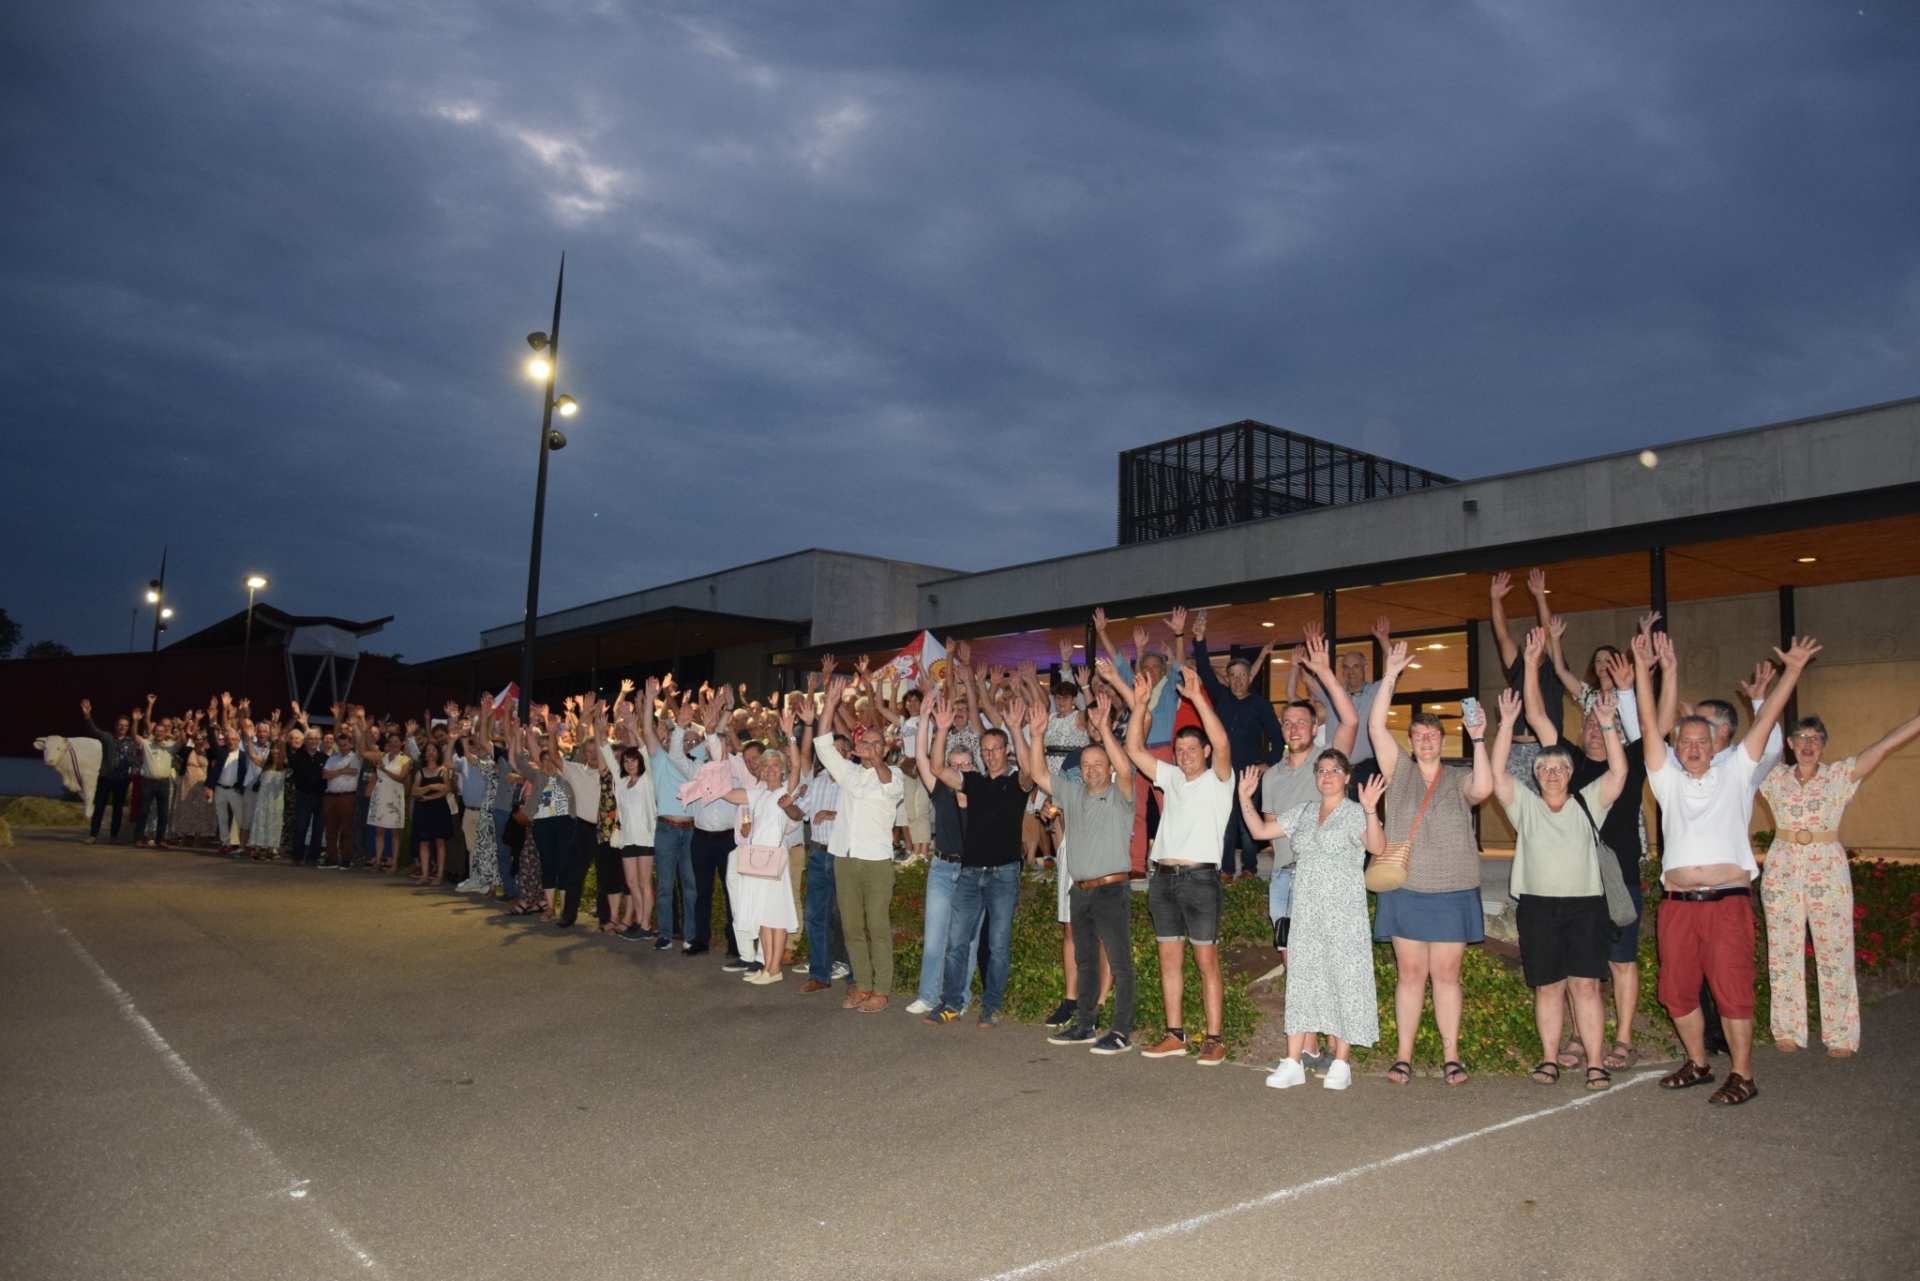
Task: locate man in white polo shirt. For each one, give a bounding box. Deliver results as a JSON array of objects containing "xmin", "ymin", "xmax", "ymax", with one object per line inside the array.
[
  {"xmin": 1121, "ymin": 662, "xmax": 1235, "ymax": 1066},
  {"xmin": 1633, "ymin": 629, "xmax": 1819, "ymax": 1107}
]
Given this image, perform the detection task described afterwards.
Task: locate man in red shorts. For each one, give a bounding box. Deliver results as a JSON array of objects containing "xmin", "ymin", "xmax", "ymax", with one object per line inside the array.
[{"xmin": 1631, "ymin": 629, "xmax": 1821, "ymax": 1106}]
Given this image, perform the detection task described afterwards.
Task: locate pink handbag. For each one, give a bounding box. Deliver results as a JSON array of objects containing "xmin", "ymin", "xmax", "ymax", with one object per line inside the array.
[{"xmin": 734, "ymin": 843, "xmax": 786, "ymax": 880}]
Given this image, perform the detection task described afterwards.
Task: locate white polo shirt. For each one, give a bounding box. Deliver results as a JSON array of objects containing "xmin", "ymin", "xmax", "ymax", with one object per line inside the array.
[
  {"xmin": 1149, "ymin": 760, "xmax": 1233, "ymax": 866},
  {"xmin": 1647, "ymin": 747, "xmax": 1762, "ymax": 882}
]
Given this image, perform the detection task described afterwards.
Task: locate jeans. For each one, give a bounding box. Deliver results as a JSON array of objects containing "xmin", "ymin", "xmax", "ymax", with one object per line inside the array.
[
  {"xmin": 288, "ymin": 791, "xmax": 324, "ymax": 863},
  {"xmin": 1220, "ymin": 801, "xmax": 1261, "ymax": 876},
  {"xmin": 494, "ymin": 809, "xmax": 519, "ymax": 896},
  {"xmin": 557, "ymin": 818, "xmax": 597, "ymax": 924},
  {"xmin": 90, "ymin": 776, "xmax": 131, "ymax": 839},
  {"xmin": 1071, "ymin": 881, "xmax": 1136, "ymax": 1036},
  {"xmin": 134, "ymin": 779, "xmax": 170, "ymax": 843},
  {"xmin": 917, "ymin": 856, "xmax": 979, "ymax": 1009},
  {"xmin": 690, "ymin": 826, "xmax": 735, "ymax": 950},
  {"xmin": 1269, "ymin": 864, "xmax": 1295, "ymax": 922},
  {"xmin": 804, "ymin": 844, "xmax": 850, "ymax": 983},
  {"xmin": 940, "ymin": 863, "xmax": 1021, "ymax": 1017},
  {"xmin": 654, "ymin": 823, "xmax": 694, "ymax": 939}
]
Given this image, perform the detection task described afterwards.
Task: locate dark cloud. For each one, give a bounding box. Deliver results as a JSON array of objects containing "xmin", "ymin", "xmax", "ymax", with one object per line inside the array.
[{"xmin": 3, "ymin": 2, "xmax": 1915, "ymax": 659}]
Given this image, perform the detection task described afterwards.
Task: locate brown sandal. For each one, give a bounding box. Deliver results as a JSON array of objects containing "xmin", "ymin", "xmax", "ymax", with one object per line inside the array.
[
  {"xmin": 1660, "ymin": 1059, "xmax": 1715, "ymax": 1090},
  {"xmin": 1707, "ymin": 1073, "xmax": 1758, "ymax": 1106},
  {"xmin": 1602, "ymin": 1041, "xmax": 1639, "ymax": 1071}
]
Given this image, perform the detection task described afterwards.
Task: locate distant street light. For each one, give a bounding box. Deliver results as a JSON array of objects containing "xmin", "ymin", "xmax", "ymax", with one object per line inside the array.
[
  {"xmin": 242, "ymin": 574, "xmax": 270, "ymax": 697},
  {"xmin": 518, "ymin": 255, "xmax": 580, "ymax": 719}
]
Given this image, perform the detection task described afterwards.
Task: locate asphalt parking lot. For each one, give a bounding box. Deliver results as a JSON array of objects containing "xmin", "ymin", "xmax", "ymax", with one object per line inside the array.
[{"xmin": 3, "ymin": 831, "xmax": 1915, "ymax": 1280}]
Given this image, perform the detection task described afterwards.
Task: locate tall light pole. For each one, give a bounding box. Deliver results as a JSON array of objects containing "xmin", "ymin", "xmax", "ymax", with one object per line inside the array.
[
  {"xmin": 518, "ymin": 254, "xmax": 580, "ymax": 720},
  {"xmin": 145, "ymin": 547, "xmax": 170, "ymax": 686},
  {"xmin": 242, "ymin": 574, "xmax": 269, "ymax": 698}
]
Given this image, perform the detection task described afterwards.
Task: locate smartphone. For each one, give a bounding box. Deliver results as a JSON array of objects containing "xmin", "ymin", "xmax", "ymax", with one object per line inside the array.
[{"xmin": 1460, "ymin": 696, "xmax": 1481, "ymax": 724}]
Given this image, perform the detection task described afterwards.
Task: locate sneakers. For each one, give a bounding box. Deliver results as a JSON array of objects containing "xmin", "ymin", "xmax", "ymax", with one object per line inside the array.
[
  {"xmin": 1141, "ymin": 1032, "xmax": 1190, "ymax": 1059},
  {"xmin": 1195, "ymin": 1037, "xmax": 1226, "ymax": 1066},
  {"xmin": 1266, "ymin": 1058, "xmax": 1307, "ymax": 1090},
  {"xmin": 721, "ymin": 956, "xmax": 752, "ymax": 973},
  {"xmin": 618, "ymin": 925, "xmax": 646, "ymax": 941},
  {"xmin": 830, "ymin": 961, "xmax": 852, "ymax": 980},
  {"xmin": 1043, "ymin": 999, "xmax": 1079, "ymax": 1030},
  {"xmin": 1301, "ymin": 1047, "xmax": 1332, "ymax": 1075},
  {"xmin": 1090, "ymin": 1031, "xmax": 1134, "ymax": 1055},
  {"xmin": 923, "ymin": 1007, "xmax": 961, "ymax": 1026},
  {"xmin": 1322, "ymin": 1059, "xmax": 1353, "ymax": 1091},
  {"xmin": 904, "ymin": 998, "xmax": 933, "ymax": 1015},
  {"xmin": 1048, "ymin": 1025, "xmax": 1098, "ymax": 1046},
  {"xmin": 682, "ymin": 943, "xmax": 709, "ymax": 956},
  {"xmin": 654, "ymin": 937, "xmax": 673, "ymax": 951},
  {"xmin": 743, "ymin": 961, "xmax": 764, "ymax": 975}
]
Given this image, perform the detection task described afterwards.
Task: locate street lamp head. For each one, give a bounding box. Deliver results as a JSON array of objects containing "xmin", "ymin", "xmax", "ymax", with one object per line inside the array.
[
  {"xmin": 528, "ymin": 356, "xmax": 551, "ymax": 380},
  {"xmin": 547, "ymin": 429, "xmax": 567, "ymax": 451},
  {"xmin": 245, "ymin": 575, "xmax": 269, "ymax": 591},
  {"xmin": 146, "ymin": 589, "xmax": 161, "ymax": 604},
  {"xmin": 160, "ymin": 607, "xmax": 174, "ymax": 619},
  {"xmin": 526, "ymin": 331, "xmax": 549, "ymax": 351},
  {"xmin": 555, "ymin": 394, "xmax": 578, "ymax": 417}
]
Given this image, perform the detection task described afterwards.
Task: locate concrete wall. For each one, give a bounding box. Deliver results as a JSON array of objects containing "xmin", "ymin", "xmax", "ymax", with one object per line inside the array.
[
  {"xmin": 1473, "ymin": 575, "xmax": 1920, "ymax": 856},
  {"xmin": 914, "ymin": 397, "xmax": 1920, "ymax": 629},
  {"xmin": 479, "ymin": 549, "xmax": 959, "ymax": 649}
]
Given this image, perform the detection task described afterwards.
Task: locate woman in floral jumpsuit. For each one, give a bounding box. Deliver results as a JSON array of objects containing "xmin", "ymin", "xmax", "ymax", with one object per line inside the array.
[{"xmin": 1758, "ymin": 709, "xmax": 1920, "ymax": 1056}]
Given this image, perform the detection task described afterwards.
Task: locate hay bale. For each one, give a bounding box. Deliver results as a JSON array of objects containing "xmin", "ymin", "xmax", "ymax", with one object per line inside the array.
[{"xmin": 0, "ymin": 796, "xmax": 88, "ymax": 828}]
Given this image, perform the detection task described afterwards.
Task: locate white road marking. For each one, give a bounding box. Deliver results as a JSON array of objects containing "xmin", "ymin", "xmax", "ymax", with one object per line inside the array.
[
  {"xmin": 984, "ymin": 1068, "xmax": 1663, "ymax": 1279},
  {"xmin": 2, "ymin": 855, "xmax": 381, "ymax": 1274}
]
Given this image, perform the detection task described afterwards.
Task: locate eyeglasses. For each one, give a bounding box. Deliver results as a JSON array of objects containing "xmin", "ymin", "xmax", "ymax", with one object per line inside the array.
[
  {"xmin": 1314, "ymin": 766, "xmax": 1348, "ymax": 776},
  {"xmin": 1789, "ymin": 734, "xmax": 1825, "ymax": 744},
  {"xmin": 1536, "ymin": 763, "xmax": 1572, "ymax": 776}
]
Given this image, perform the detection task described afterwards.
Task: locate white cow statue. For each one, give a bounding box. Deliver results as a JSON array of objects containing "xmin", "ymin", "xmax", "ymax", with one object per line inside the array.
[{"xmin": 35, "ymin": 735, "xmax": 102, "ymax": 815}]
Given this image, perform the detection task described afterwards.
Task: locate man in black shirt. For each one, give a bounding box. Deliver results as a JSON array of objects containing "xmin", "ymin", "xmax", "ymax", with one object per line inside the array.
[
  {"xmin": 925, "ymin": 694, "xmax": 1032, "ymax": 1028},
  {"xmin": 1491, "ymin": 570, "xmax": 1567, "ymax": 795},
  {"xmin": 1524, "ymin": 647, "xmax": 1647, "ymax": 1071},
  {"xmin": 285, "ymin": 724, "xmax": 329, "ymax": 866},
  {"xmin": 908, "ymin": 713, "xmax": 978, "ymax": 1015},
  {"xmin": 1190, "ymin": 612, "xmax": 1283, "ymax": 878}
]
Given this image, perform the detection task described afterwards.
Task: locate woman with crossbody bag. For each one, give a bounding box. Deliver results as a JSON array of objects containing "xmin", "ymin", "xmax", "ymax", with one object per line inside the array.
[
  {"xmin": 1368, "ymin": 641, "xmax": 1497, "ymax": 1086},
  {"xmin": 1490, "ymin": 684, "xmax": 1631, "ymax": 1090},
  {"xmin": 722, "ymin": 723, "xmax": 806, "ymax": 983}
]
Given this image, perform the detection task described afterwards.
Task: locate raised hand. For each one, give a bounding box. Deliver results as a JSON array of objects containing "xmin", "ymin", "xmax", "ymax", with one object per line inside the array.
[
  {"xmin": 1490, "ymin": 572, "xmax": 1512, "ymax": 601},
  {"xmin": 1007, "ymin": 697, "xmax": 1028, "ymax": 730},
  {"xmin": 1092, "ymin": 687, "xmax": 1113, "ymax": 728},
  {"xmin": 1595, "ymin": 689, "xmax": 1618, "ymax": 725},
  {"xmin": 1288, "ymin": 643, "xmax": 1307, "ymax": 673},
  {"xmin": 1177, "ymin": 666, "xmax": 1207, "ymax": 703},
  {"xmin": 1630, "ymin": 632, "xmax": 1655, "ymax": 669},
  {"xmin": 1653, "ymin": 631, "xmax": 1677, "ymax": 670},
  {"xmin": 794, "ymin": 693, "xmax": 816, "ymax": 726},
  {"xmin": 1383, "ymin": 639, "xmax": 1412, "ymax": 678},
  {"xmin": 619, "ymin": 678, "xmax": 635, "ymax": 696},
  {"xmin": 1638, "ymin": 610, "xmax": 1662, "ymax": 637},
  {"xmin": 1237, "ymin": 763, "xmax": 1264, "ymax": 800},
  {"xmin": 1773, "ymin": 635, "xmax": 1823, "ymax": 672},
  {"xmin": 955, "ymin": 641, "xmax": 971, "ymax": 667},
  {"xmin": 1738, "ymin": 661, "xmax": 1777, "ymax": 702},
  {"xmin": 1547, "ymin": 615, "xmax": 1566, "ymax": 640},
  {"xmin": 778, "ymin": 708, "xmax": 796, "ymax": 739},
  {"xmin": 1357, "ymin": 772, "xmax": 1388, "ymax": 810},
  {"xmin": 1526, "ymin": 568, "xmax": 1547, "ymax": 598},
  {"xmin": 1167, "ymin": 605, "xmax": 1188, "ymax": 635},
  {"xmin": 1092, "ymin": 606, "xmax": 1109, "ymax": 633},
  {"xmin": 1497, "ymin": 686, "xmax": 1522, "ymax": 725},
  {"xmin": 1302, "ymin": 632, "xmax": 1331, "ymax": 675},
  {"xmin": 1132, "ymin": 624, "xmax": 1150, "ymax": 657},
  {"xmin": 1302, "ymin": 619, "xmax": 1324, "ymax": 646},
  {"xmin": 1026, "ymin": 698, "xmax": 1047, "ymax": 736},
  {"xmin": 1191, "ymin": 609, "xmax": 1208, "ymax": 641},
  {"xmin": 820, "ymin": 654, "xmax": 836, "ymax": 681},
  {"xmin": 931, "ymin": 695, "xmax": 955, "ymax": 731},
  {"xmin": 855, "ymin": 655, "xmax": 870, "ymax": 677},
  {"xmin": 1463, "ymin": 698, "xmax": 1486, "ymax": 733},
  {"xmin": 1602, "ymin": 650, "xmax": 1634, "ymax": 692},
  {"xmin": 1371, "ymin": 614, "xmax": 1392, "ymax": 647},
  {"xmin": 1523, "ymin": 627, "xmax": 1546, "ymax": 666},
  {"xmin": 1133, "ymin": 671, "xmax": 1153, "ymax": 708},
  {"xmin": 1058, "ymin": 637, "xmax": 1074, "ymax": 666},
  {"xmin": 80, "ymin": 698, "xmax": 92, "ymax": 716}
]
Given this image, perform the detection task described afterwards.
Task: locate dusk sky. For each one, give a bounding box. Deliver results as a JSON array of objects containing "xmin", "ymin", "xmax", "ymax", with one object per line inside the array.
[{"xmin": 4, "ymin": 3, "xmax": 1916, "ymax": 662}]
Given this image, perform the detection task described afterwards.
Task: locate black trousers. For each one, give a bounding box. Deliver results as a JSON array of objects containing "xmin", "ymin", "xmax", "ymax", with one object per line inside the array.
[
  {"xmin": 1070, "ymin": 880, "xmax": 1135, "ymax": 1036},
  {"xmin": 288, "ymin": 791, "xmax": 324, "ymax": 863},
  {"xmin": 134, "ymin": 780, "xmax": 170, "ymax": 843},
  {"xmin": 90, "ymin": 777, "xmax": 131, "ymax": 839},
  {"xmin": 689, "ymin": 826, "xmax": 736, "ymax": 952},
  {"xmin": 558, "ymin": 818, "xmax": 598, "ymax": 925}
]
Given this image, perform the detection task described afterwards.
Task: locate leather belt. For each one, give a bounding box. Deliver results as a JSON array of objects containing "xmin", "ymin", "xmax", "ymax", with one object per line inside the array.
[
  {"xmin": 1074, "ymin": 872, "xmax": 1131, "ymax": 891},
  {"xmin": 1152, "ymin": 862, "xmax": 1214, "ymax": 874},
  {"xmin": 1782, "ymin": 830, "xmax": 1839, "ymax": 846},
  {"xmin": 657, "ymin": 816, "xmax": 693, "ymax": 828},
  {"xmin": 1664, "ymin": 886, "xmax": 1752, "ymax": 903}
]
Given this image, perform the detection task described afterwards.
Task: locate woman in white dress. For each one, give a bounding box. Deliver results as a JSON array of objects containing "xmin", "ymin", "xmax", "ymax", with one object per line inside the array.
[
  {"xmin": 1238, "ymin": 752, "xmax": 1388, "ymax": 1091},
  {"xmin": 723, "ymin": 721, "xmax": 805, "ymax": 983},
  {"xmin": 362, "ymin": 730, "xmax": 412, "ymax": 874},
  {"xmin": 251, "ymin": 739, "xmax": 288, "ymax": 858}
]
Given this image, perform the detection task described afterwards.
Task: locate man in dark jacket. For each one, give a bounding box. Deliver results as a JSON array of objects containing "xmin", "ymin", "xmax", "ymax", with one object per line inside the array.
[
  {"xmin": 1190, "ymin": 616, "xmax": 1283, "ymax": 879},
  {"xmin": 80, "ymin": 699, "xmax": 139, "ymax": 844}
]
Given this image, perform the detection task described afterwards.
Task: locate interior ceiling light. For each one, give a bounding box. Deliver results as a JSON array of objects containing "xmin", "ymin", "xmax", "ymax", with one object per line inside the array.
[
  {"xmin": 1796, "ymin": 556, "xmax": 1818, "ymax": 563},
  {"xmin": 1261, "ymin": 621, "xmax": 1275, "ymax": 627}
]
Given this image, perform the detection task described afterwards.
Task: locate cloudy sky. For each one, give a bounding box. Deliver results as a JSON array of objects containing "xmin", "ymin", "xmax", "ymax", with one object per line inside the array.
[{"xmin": 4, "ymin": 1, "xmax": 1916, "ymax": 661}]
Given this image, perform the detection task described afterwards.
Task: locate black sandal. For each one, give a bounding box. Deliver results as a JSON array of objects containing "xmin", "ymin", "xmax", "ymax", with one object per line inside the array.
[
  {"xmin": 1530, "ymin": 1061, "xmax": 1561, "ymax": 1085},
  {"xmin": 1585, "ymin": 1066, "xmax": 1612, "ymax": 1091},
  {"xmin": 1385, "ymin": 1060, "xmax": 1412, "ymax": 1084},
  {"xmin": 1442, "ymin": 1060, "xmax": 1469, "ymax": 1086}
]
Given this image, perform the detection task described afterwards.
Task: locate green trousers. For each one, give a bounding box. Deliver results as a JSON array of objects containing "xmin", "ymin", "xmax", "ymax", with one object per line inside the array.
[{"xmin": 834, "ymin": 856, "xmax": 895, "ymax": 995}]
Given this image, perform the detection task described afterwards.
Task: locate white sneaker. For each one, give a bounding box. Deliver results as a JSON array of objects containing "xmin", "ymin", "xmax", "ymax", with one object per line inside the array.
[
  {"xmin": 830, "ymin": 962, "xmax": 851, "ymax": 980},
  {"xmin": 1322, "ymin": 1059, "xmax": 1353, "ymax": 1090},
  {"xmin": 1266, "ymin": 1058, "xmax": 1307, "ymax": 1090},
  {"xmin": 455, "ymin": 878, "xmax": 482, "ymax": 893},
  {"xmin": 904, "ymin": 998, "xmax": 932, "ymax": 1014}
]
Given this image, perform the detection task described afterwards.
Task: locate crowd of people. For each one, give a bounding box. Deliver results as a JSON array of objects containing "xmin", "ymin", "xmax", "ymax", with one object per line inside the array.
[{"xmin": 69, "ymin": 569, "xmax": 1920, "ymax": 1103}]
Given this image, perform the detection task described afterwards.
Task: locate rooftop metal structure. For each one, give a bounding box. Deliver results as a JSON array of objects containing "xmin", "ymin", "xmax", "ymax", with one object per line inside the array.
[{"xmin": 1117, "ymin": 419, "xmax": 1455, "ymax": 544}]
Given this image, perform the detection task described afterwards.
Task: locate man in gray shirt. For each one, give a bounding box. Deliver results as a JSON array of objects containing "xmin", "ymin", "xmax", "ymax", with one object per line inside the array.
[{"xmin": 1024, "ymin": 691, "xmax": 1138, "ymax": 1054}]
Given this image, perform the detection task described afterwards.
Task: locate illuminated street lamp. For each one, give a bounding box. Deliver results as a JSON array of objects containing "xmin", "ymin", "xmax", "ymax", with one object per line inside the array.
[
  {"xmin": 242, "ymin": 574, "xmax": 270, "ymax": 697},
  {"xmin": 517, "ymin": 255, "xmax": 580, "ymax": 718}
]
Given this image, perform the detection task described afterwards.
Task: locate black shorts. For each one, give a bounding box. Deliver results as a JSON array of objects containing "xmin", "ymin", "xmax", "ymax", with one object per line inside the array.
[
  {"xmin": 1516, "ymin": 894, "xmax": 1614, "ymax": 987},
  {"xmin": 1147, "ymin": 864, "xmax": 1223, "ymax": 946}
]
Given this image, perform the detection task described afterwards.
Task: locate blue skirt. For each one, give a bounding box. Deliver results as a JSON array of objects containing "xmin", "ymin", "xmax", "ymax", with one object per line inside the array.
[{"xmin": 1373, "ymin": 886, "xmax": 1485, "ymax": 944}]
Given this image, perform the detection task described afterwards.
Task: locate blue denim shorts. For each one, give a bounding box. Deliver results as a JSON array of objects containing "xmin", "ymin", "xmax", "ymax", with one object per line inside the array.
[{"xmin": 1147, "ymin": 864, "xmax": 1222, "ymax": 945}]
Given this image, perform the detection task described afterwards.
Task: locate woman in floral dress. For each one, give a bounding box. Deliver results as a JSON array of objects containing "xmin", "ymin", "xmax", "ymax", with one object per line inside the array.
[
  {"xmin": 1759, "ymin": 709, "xmax": 1920, "ymax": 1056},
  {"xmin": 1238, "ymin": 751, "xmax": 1388, "ymax": 1091}
]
